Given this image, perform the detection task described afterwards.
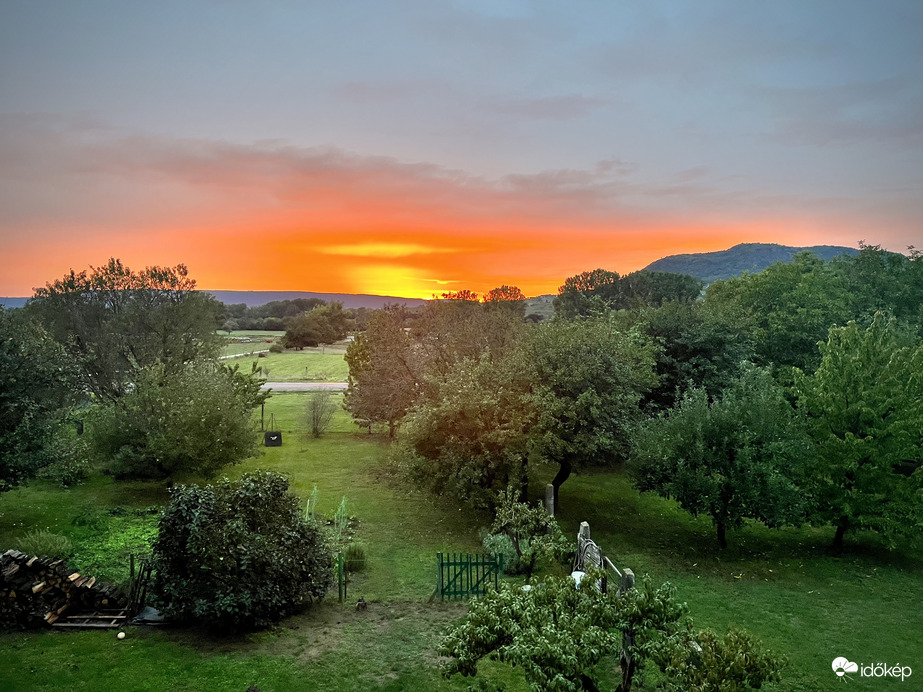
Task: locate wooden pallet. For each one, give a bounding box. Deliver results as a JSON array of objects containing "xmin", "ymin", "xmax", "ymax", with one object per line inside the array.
[{"xmin": 51, "ymin": 609, "xmax": 128, "ymax": 629}]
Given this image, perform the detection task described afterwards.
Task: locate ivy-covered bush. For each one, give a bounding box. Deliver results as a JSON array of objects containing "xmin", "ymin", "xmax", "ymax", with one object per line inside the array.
[{"xmin": 151, "ymin": 471, "xmax": 333, "ymax": 632}]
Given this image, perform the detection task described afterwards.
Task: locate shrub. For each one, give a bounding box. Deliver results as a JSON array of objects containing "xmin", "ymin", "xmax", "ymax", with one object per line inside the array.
[
  {"xmin": 479, "ymin": 529, "xmax": 521, "ymax": 574},
  {"xmin": 342, "ymin": 543, "xmax": 367, "ymax": 573},
  {"xmin": 38, "ymin": 427, "xmax": 90, "ymax": 487},
  {"xmin": 15, "ymin": 529, "xmax": 73, "ymax": 560},
  {"xmin": 86, "ymin": 360, "xmax": 265, "ymax": 480},
  {"xmin": 151, "ymin": 471, "xmax": 333, "ymax": 632},
  {"xmin": 268, "ymin": 343, "xmax": 284, "ymax": 354}
]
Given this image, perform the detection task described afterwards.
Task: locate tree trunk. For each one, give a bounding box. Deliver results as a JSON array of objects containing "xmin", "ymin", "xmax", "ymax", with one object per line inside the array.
[
  {"xmin": 551, "ymin": 459, "xmax": 572, "ymax": 511},
  {"xmin": 716, "ymin": 522, "xmax": 727, "ymax": 550},
  {"xmin": 580, "ymin": 673, "xmax": 601, "ymax": 692},
  {"xmin": 832, "ymin": 518, "xmax": 849, "ymax": 555},
  {"xmin": 518, "ymin": 456, "xmax": 529, "ymax": 503}
]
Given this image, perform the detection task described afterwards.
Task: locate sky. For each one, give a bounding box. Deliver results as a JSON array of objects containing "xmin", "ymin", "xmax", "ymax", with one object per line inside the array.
[{"xmin": 1, "ymin": 1, "xmax": 921, "ymax": 299}]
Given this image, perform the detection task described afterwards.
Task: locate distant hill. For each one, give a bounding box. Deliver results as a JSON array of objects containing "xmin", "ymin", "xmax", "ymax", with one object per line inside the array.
[
  {"xmin": 204, "ymin": 290, "xmax": 427, "ymax": 309},
  {"xmin": 643, "ymin": 243, "xmax": 860, "ymax": 283}
]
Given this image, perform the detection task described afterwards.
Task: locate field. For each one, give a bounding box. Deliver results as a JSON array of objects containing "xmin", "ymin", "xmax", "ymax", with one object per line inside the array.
[
  {"xmin": 1, "ymin": 386, "xmax": 922, "ymax": 690},
  {"xmin": 220, "ymin": 332, "xmax": 350, "ymax": 382}
]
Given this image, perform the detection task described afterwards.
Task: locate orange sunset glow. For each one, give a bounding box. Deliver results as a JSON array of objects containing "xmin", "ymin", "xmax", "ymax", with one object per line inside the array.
[{"xmin": 2, "ymin": 4, "xmax": 919, "ymax": 299}]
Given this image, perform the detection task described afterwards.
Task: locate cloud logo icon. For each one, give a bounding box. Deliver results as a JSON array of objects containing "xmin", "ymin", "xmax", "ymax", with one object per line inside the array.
[{"xmin": 832, "ymin": 657, "xmax": 859, "ymax": 677}]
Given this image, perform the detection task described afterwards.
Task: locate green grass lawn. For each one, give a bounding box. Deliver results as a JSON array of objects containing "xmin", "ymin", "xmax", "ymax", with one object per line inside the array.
[
  {"xmin": 1, "ymin": 397, "xmax": 921, "ymax": 690},
  {"xmin": 250, "ymin": 350, "xmax": 349, "ymax": 382}
]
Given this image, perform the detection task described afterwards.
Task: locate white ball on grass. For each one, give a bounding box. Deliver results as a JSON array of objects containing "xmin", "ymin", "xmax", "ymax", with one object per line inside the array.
[{"xmin": 117, "ymin": 631, "xmax": 126, "ymax": 640}]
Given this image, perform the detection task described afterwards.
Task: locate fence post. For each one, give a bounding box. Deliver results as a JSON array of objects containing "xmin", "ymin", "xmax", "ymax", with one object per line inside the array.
[
  {"xmin": 545, "ymin": 484, "xmax": 555, "ymax": 515},
  {"xmin": 437, "ymin": 553, "xmax": 444, "ymax": 601}
]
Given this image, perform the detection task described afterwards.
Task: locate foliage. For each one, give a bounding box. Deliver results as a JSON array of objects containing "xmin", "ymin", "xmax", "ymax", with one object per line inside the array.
[
  {"xmin": 86, "ymin": 359, "xmax": 266, "ymax": 480},
  {"xmin": 334, "ymin": 495, "xmax": 349, "ymax": 536},
  {"xmin": 555, "ymin": 268, "xmax": 703, "ymax": 319},
  {"xmin": 395, "ymin": 354, "xmax": 536, "ymax": 508},
  {"xmin": 37, "ymin": 426, "xmax": 91, "ymax": 487},
  {"xmin": 15, "ymin": 529, "xmax": 73, "ymax": 560},
  {"xmin": 631, "ymin": 365, "xmax": 807, "ymax": 548},
  {"xmin": 268, "ymin": 342, "xmax": 284, "ymax": 353},
  {"xmin": 343, "ymin": 543, "xmax": 367, "ymax": 573},
  {"xmin": 283, "ymin": 302, "xmax": 351, "ymax": 348},
  {"xmin": 306, "ymin": 390, "xmax": 337, "ymax": 438},
  {"xmin": 28, "ymin": 258, "xmax": 222, "ymax": 401},
  {"xmin": 0, "ymin": 308, "xmax": 79, "ymax": 491},
  {"xmin": 345, "ymin": 305, "xmax": 420, "ymax": 436},
  {"xmin": 638, "ymin": 299, "xmax": 753, "ymax": 412},
  {"xmin": 794, "ymin": 314, "xmax": 923, "ymax": 552},
  {"xmin": 524, "ymin": 316, "xmax": 658, "ymax": 507},
  {"xmin": 151, "ymin": 470, "xmax": 333, "ymax": 632},
  {"xmin": 479, "ymin": 529, "xmax": 521, "ymax": 574},
  {"xmin": 702, "ymin": 252, "xmax": 852, "ymax": 372},
  {"xmin": 487, "ymin": 487, "xmax": 569, "ymax": 581},
  {"xmin": 654, "ymin": 625, "xmax": 785, "ymax": 692},
  {"xmin": 441, "ymin": 572, "xmax": 687, "ymax": 692}
]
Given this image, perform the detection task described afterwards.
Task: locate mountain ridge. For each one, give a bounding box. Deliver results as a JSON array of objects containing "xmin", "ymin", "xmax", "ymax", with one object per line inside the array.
[{"xmin": 643, "ymin": 242, "xmax": 860, "ymax": 283}]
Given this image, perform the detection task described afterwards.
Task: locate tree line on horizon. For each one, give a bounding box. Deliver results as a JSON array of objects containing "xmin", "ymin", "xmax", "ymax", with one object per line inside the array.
[
  {"xmin": 2, "ymin": 244, "xmax": 922, "ymax": 555},
  {"xmin": 344, "ymin": 242, "xmax": 923, "ymax": 553}
]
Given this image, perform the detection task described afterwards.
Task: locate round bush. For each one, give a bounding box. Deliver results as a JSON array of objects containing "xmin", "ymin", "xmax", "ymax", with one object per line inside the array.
[{"xmin": 151, "ymin": 471, "xmax": 333, "ymax": 632}]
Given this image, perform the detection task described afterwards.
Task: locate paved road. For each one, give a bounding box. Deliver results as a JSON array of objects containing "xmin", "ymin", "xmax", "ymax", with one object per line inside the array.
[{"xmin": 261, "ymin": 381, "xmax": 348, "ymax": 392}]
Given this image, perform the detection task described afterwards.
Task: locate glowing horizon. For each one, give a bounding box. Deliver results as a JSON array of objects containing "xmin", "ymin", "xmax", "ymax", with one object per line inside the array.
[{"xmin": 1, "ymin": 4, "xmax": 919, "ymax": 298}]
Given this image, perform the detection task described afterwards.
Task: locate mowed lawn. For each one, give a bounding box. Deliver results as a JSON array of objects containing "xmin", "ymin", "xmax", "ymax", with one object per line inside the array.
[{"xmin": 1, "ymin": 393, "xmax": 921, "ymax": 690}]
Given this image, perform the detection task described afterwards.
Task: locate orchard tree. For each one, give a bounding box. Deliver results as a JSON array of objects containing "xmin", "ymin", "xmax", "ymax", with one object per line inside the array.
[
  {"xmin": 639, "ymin": 299, "xmax": 753, "ymax": 412},
  {"xmin": 86, "ymin": 360, "xmax": 267, "ymax": 480},
  {"xmin": 0, "ymin": 308, "xmax": 79, "ymax": 490},
  {"xmin": 702, "ymin": 252, "xmax": 851, "ymax": 372},
  {"xmin": 794, "ymin": 314, "xmax": 923, "ymax": 552},
  {"xmin": 441, "ymin": 572, "xmax": 783, "ymax": 692},
  {"xmin": 345, "ymin": 305, "xmax": 420, "ymax": 436},
  {"xmin": 28, "ymin": 259, "xmax": 222, "ymax": 401},
  {"xmin": 396, "ymin": 354, "xmax": 536, "ymax": 508},
  {"xmin": 525, "ymin": 316, "xmax": 658, "ymax": 509},
  {"xmin": 485, "ymin": 487, "xmax": 569, "ymax": 581},
  {"xmin": 631, "ymin": 365, "xmax": 807, "ymax": 548},
  {"xmin": 152, "ymin": 471, "xmax": 332, "ymax": 632}
]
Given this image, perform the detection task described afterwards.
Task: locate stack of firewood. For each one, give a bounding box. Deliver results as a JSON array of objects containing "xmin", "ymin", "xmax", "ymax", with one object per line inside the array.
[{"xmin": 1, "ymin": 549, "xmax": 128, "ymax": 629}]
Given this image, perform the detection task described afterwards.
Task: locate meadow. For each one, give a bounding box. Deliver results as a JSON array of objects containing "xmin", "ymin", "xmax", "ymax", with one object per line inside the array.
[
  {"xmin": 1, "ymin": 351, "xmax": 921, "ymax": 690},
  {"xmin": 221, "ymin": 332, "xmax": 350, "ymax": 382}
]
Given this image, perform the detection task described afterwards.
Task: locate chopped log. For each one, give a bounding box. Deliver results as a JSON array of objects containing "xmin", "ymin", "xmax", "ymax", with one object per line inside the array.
[
  {"xmin": 67, "ymin": 572, "xmax": 80, "ymax": 582},
  {"xmin": 26, "ymin": 556, "xmax": 38, "ymax": 568},
  {"xmin": 31, "ymin": 581, "xmax": 45, "ymax": 594}
]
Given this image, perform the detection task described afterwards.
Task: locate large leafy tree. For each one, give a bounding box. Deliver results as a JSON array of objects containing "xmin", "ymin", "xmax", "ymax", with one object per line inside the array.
[
  {"xmin": 638, "ymin": 299, "xmax": 753, "ymax": 412},
  {"xmin": 396, "ymin": 354, "xmax": 536, "ymax": 508},
  {"xmin": 525, "ymin": 316, "xmax": 658, "ymax": 509},
  {"xmin": 441, "ymin": 573, "xmax": 687, "ymax": 692},
  {"xmin": 794, "ymin": 314, "xmax": 923, "ymax": 552},
  {"xmin": 28, "ymin": 259, "xmax": 222, "ymax": 401},
  {"xmin": 152, "ymin": 471, "xmax": 332, "ymax": 632},
  {"xmin": 85, "ymin": 360, "xmax": 267, "ymax": 480},
  {"xmin": 555, "ymin": 269, "xmax": 703, "ymax": 319},
  {"xmin": 0, "ymin": 308, "xmax": 79, "ymax": 490},
  {"xmin": 631, "ymin": 365, "xmax": 807, "ymax": 548},
  {"xmin": 282, "ymin": 301, "xmax": 351, "ymax": 348},
  {"xmin": 703, "ymin": 252, "xmax": 851, "ymax": 372},
  {"xmin": 344, "ymin": 305, "xmax": 421, "ymax": 436},
  {"xmin": 441, "ymin": 572, "xmax": 781, "ymax": 692}
]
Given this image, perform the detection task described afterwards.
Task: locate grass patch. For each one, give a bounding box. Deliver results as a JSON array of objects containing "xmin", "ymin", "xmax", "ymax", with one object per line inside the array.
[
  {"xmin": 2, "ymin": 415, "xmax": 921, "ymax": 690},
  {"xmin": 248, "ymin": 350, "xmax": 349, "ymax": 382}
]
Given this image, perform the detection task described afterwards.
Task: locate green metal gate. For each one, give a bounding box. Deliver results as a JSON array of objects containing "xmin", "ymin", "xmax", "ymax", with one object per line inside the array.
[{"xmin": 436, "ymin": 552, "xmax": 504, "ymax": 600}]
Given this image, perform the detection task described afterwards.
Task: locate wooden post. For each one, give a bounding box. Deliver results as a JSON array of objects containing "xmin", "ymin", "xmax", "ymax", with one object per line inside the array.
[
  {"xmin": 578, "ymin": 521, "xmax": 591, "ymax": 541},
  {"xmin": 437, "ymin": 553, "xmax": 444, "ymax": 602},
  {"xmin": 545, "ymin": 484, "xmax": 555, "ymax": 515}
]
